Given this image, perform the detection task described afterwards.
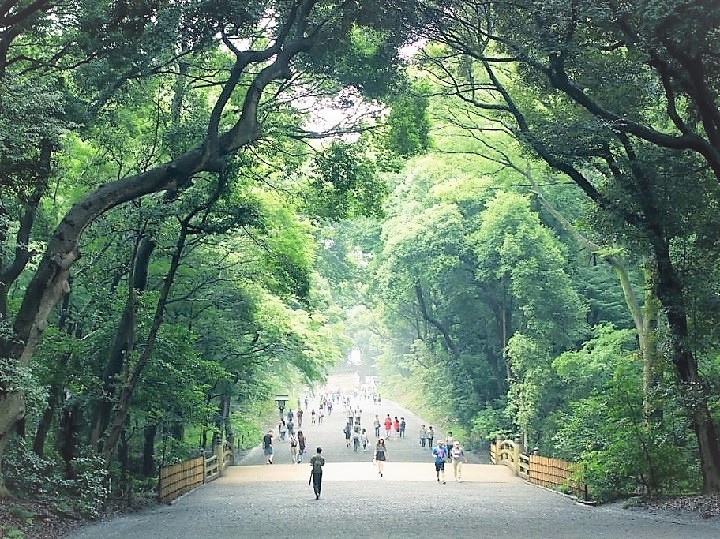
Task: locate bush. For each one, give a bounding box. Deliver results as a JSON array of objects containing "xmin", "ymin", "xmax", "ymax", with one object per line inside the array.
[{"xmin": 3, "ymin": 438, "xmax": 108, "ymax": 518}]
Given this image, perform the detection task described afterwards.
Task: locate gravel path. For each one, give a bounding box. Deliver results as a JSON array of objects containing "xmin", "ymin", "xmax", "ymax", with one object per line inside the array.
[{"xmin": 65, "ymin": 398, "xmax": 720, "ymax": 538}]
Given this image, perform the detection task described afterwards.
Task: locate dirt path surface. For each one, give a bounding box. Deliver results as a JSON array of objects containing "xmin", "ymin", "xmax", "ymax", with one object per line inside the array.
[{"xmin": 65, "ymin": 398, "xmax": 720, "ymax": 538}]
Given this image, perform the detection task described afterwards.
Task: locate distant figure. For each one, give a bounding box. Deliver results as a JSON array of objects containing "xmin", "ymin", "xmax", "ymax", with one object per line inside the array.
[
  {"xmin": 343, "ymin": 422, "xmax": 352, "ymax": 447},
  {"xmin": 419, "ymin": 425, "xmax": 427, "ymax": 448},
  {"xmin": 399, "ymin": 417, "xmax": 406, "ymax": 438},
  {"xmin": 278, "ymin": 419, "xmax": 286, "ymax": 441},
  {"xmin": 427, "ymin": 426, "xmax": 434, "ymax": 449},
  {"xmin": 445, "ymin": 431, "xmax": 454, "ymax": 449},
  {"xmin": 393, "ymin": 416, "xmax": 400, "ymax": 437},
  {"xmin": 309, "ymin": 447, "xmax": 325, "ymax": 500},
  {"xmin": 353, "ymin": 427, "xmax": 360, "ymax": 452},
  {"xmin": 289, "ymin": 432, "xmax": 299, "ymax": 464},
  {"xmin": 373, "ymin": 415, "xmax": 381, "ymax": 437},
  {"xmin": 383, "ymin": 415, "xmax": 392, "ymax": 438},
  {"xmin": 433, "ymin": 440, "xmax": 447, "ymax": 484},
  {"xmin": 374, "ymin": 438, "xmax": 387, "ymax": 477},
  {"xmin": 262, "ymin": 430, "xmax": 274, "ymax": 465},
  {"xmin": 451, "ymin": 440, "xmax": 467, "ymax": 482},
  {"xmin": 311, "ymin": 409, "xmax": 316, "ymax": 424},
  {"xmin": 287, "ymin": 409, "xmax": 294, "ymax": 424},
  {"xmin": 298, "ymin": 430, "xmax": 307, "ymax": 463},
  {"xmin": 361, "ymin": 428, "xmax": 369, "ymax": 451}
]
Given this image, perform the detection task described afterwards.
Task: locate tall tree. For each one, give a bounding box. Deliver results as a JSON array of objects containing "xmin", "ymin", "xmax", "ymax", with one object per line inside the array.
[
  {"xmin": 0, "ymin": 0, "xmax": 417, "ymax": 494},
  {"xmin": 418, "ymin": 0, "xmax": 720, "ymax": 492}
]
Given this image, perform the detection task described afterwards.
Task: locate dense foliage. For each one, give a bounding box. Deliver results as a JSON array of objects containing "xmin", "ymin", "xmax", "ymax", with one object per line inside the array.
[{"xmin": 1, "ymin": 0, "xmax": 720, "ymax": 510}]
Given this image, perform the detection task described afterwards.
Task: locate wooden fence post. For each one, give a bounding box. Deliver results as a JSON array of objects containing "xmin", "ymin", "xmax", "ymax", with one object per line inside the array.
[
  {"xmin": 513, "ymin": 435, "xmax": 522, "ymax": 475},
  {"xmin": 202, "ymin": 450, "xmax": 208, "ymax": 484},
  {"xmin": 216, "ymin": 443, "xmax": 224, "ymax": 477}
]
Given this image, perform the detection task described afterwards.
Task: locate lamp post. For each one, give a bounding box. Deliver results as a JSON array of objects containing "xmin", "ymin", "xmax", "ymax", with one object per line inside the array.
[{"xmin": 275, "ymin": 394, "xmax": 289, "ymax": 421}]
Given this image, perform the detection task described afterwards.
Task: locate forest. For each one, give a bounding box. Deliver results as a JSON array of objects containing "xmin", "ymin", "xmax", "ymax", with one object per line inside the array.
[{"xmin": 1, "ymin": 0, "xmax": 720, "ymax": 519}]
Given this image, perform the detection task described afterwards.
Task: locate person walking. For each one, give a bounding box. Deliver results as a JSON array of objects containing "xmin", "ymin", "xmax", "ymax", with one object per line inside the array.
[
  {"xmin": 419, "ymin": 425, "xmax": 427, "ymax": 448},
  {"xmin": 383, "ymin": 415, "xmax": 392, "ymax": 438},
  {"xmin": 352, "ymin": 427, "xmax": 360, "ymax": 452},
  {"xmin": 311, "ymin": 409, "xmax": 316, "ymax": 424},
  {"xmin": 297, "ymin": 409, "xmax": 304, "ymax": 428},
  {"xmin": 445, "ymin": 431, "xmax": 454, "ymax": 450},
  {"xmin": 278, "ymin": 419, "xmax": 287, "ymax": 441},
  {"xmin": 432, "ymin": 440, "xmax": 447, "ymax": 483},
  {"xmin": 451, "ymin": 440, "xmax": 467, "ymax": 482},
  {"xmin": 343, "ymin": 422, "xmax": 352, "ymax": 447},
  {"xmin": 297, "ymin": 430, "xmax": 307, "ymax": 463},
  {"xmin": 393, "ymin": 416, "xmax": 400, "ymax": 438},
  {"xmin": 361, "ymin": 428, "xmax": 369, "ymax": 451},
  {"xmin": 373, "ymin": 415, "xmax": 381, "ymax": 437},
  {"xmin": 399, "ymin": 417, "xmax": 406, "ymax": 438},
  {"xmin": 262, "ymin": 430, "xmax": 274, "ymax": 465},
  {"xmin": 309, "ymin": 447, "xmax": 325, "ymax": 500},
  {"xmin": 374, "ymin": 438, "xmax": 387, "ymax": 478},
  {"xmin": 427, "ymin": 426, "xmax": 434, "ymax": 449},
  {"xmin": 289, "ymin": 432, "xmax": 299, "ymax": 464}
]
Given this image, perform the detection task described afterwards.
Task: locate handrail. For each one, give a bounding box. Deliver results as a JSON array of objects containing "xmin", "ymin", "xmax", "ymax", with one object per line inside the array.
[
  {"xmin": 490, "ymin": 436, "xmax": 587, "ymax": 500},
  {"xmin": 158, "ymin": 439, "xmax": 235, "ymax": 503}
]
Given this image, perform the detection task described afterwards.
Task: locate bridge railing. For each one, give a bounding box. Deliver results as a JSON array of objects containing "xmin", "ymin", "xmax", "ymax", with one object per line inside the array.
[
  {"xmin": 490, "ymin": 436, "xmax": 587, "ymax": 501},
  {"xmin": 158, "ymin": 440, "xmax": 233, "ymax": 504}
]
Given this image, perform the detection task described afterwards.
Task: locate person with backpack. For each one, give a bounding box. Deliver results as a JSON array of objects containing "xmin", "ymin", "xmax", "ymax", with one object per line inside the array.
[
  {"xmin": 432, "ymin": 440, "xmax": 447, "ymax": 483},
  {"xmin": 343, "ymin": 422, "xmax": 352, "ymax": 447},
  {"xmin": 262, "ymin": 430, "xmax": 274, "ymax": 465},
  {"xmin": 360, "ymin": 428, "xmax": 369, "ymax": 451},
  {"xmin": 352, "ymin": 427, "xmax": 360, "ymax": 452},
  {"xmin": 451, "ymin": 440, "xmax": 467, "ymax": 482},
  {"xmin": 309, "ymin": 447, "xmax": 325, "ymax": 500},
  {"xmin": 289, "ymin": 432, "xmax": 299, "ymax": 464},
  {"xmin": 297, "ymin": 430, "xmax": 307, "ymax": 463},
  {"xmin": 373, "ymin": 415, "xmax": 381, "ymax": 437}
]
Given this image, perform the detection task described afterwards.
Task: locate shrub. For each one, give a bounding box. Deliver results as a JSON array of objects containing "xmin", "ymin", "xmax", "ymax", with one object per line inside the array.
[{"xmin": 2, "ymin": 438, "xmax": 108, "ymax": 518}]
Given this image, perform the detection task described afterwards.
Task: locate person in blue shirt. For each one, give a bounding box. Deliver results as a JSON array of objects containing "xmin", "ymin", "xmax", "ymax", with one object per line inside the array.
[{"xmin": 432, "ymin": 440, "xmax": 447, "ymax": 484}]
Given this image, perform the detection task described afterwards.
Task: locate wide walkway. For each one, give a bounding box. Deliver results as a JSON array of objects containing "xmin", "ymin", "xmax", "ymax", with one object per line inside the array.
[{"xmin": 66, "ymin": 397, "xmax": 720, "ymax": 538}]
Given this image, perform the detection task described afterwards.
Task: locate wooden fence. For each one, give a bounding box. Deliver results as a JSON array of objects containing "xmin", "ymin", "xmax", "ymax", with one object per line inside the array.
[
  {"xmin": 158, "ymin": 441, "xmax": 234, "ymax": 504},
  {"xmin": 490, "ymin": 437, "xmax": 587, "ymax": 500}
]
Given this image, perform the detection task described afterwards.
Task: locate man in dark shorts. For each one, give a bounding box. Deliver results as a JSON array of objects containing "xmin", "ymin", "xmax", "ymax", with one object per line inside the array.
[
  {"xmin": 263, "ymin": 430, "xmax": 274, "ymax": 464},
  {"xmin": 309, "ymin": 447, "xmax": 325, "ymax": 499},
  {"xmin": 432, "ymin": 440, "xmax": 447, "ymax": 484}
]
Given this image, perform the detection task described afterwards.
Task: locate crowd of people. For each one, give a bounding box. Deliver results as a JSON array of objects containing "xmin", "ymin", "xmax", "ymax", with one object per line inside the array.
[{"xmin": 259, "ymin": 389, "xmax": 471, "ymax": 499}]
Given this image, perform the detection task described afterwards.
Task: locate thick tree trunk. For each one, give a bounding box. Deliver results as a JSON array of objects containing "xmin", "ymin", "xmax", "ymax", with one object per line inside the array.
[
  {"xmin": 101, "ymin": 222, "xmax": 187, "ymax": 466},
  {"xmin": 91, "ymin": 236, "xmax": 155, "ymax": 449},
  {"xmin": 33, "ymin": 384, "xmax": 61, "ymax": 458},
  {"xmin": 654, "ymin": 240, "xmax": 720, "ymax": 492},
  {"xmin": 0, "ymin": 24, "xmax": 313, "ymax": 494},
  {"xmin": 0, "ymin": 393, "xmax": 24, "ymax": 497},
  {"xmin": 59, "ymin": 399, "xmax": 81, "ymax": 479},
  {"xmin": 143, "ymin": 423, "xmax": 157, "ymax": 477}
]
